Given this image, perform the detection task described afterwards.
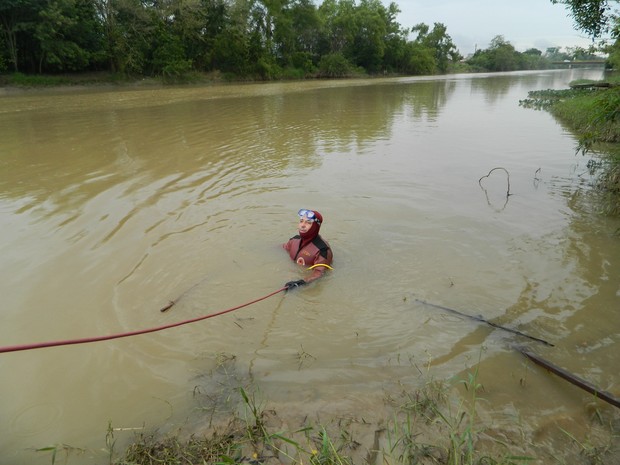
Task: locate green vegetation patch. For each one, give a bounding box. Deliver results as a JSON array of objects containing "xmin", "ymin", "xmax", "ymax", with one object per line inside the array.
[
  {"xmin": 520, "ymin": 78, "xmax": 620, "ymax": 215},
  {"xmin": 33, "ymin": 350, "xmax": 620, "ymax": 465},
  {"xmin": 3, "ymin": 72, "xmax": 73, "ymax": 87}
]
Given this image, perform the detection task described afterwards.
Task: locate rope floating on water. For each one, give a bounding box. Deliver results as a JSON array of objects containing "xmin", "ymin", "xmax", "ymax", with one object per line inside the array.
[{"xmin": 0, "ymin": 287, "xmax": 286, "ymax": 354}]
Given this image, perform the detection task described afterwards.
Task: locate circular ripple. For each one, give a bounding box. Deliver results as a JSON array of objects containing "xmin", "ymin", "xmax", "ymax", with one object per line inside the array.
[{"xmin": 11, "ymin": 403, "xmax": 63, "ymax": 437}]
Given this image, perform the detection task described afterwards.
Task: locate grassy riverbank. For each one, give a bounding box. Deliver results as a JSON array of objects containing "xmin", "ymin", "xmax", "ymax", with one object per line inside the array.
[
  {"xmin": 0, "ymin": 68, "xmax": 373, "ymax": 90},
  {"xmin": 0, "ymin": 71, "xmax": 145, "ymax": 88},
  {"xmin": 115, "ymin": 370, "xmax": 515, "ymax": 465},
  {"xmin": 38, "ymin": 359, "xmax": 619, "ymax": 465},
  {"xmin": 0, "ymin": 70, "xmax": 231, "ymax": 91},
  {"xmin": 520, "ymin": 76, "xmax": 620, "ymax": 216}
]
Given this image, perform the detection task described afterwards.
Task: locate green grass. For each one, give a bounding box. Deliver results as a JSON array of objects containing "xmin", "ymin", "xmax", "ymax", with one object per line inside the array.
[
  {"xmin": 1, "ymin": 72, "xmax": 73, "ymax": 87},
  {"xmin": 552, "ymin": 88, "xmax": 620, "ymax": 145},
  {"xmin": 520, "ymin": 78, "xmax": 620, "ymax": 215},
  {"xmin": 383, "ymin": 353, "xmax": 535, "ymax": 465},
  {"xmin": 0, "ymin": 70, "xmax": 227, "ymax": 88},
  {"xmin": 112, "ymin": 366, "xmax": 536, "ymax": 465},
  {"xmin": 33, "ymin": 358, "xmax": 620, "ymax": 465}
]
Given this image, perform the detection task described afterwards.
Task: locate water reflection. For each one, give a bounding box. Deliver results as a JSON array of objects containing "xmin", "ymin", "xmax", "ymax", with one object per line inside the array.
[
  {"xmin": 0, "ymin": 77, "xmax": 461, "ymax": 221},
  {"xmin": 1, "ymin": 72, "xmax": 583, "ymax": 206},
  {"xmin": 467, "ymin": 70, "xmax": 586, "ymax": 104}
]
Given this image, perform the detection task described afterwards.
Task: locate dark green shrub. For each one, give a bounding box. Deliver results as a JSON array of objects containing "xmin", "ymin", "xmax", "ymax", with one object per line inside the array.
[{"xmin": 317, "ymin": 52, "xmax": 352, "ymax": 78}]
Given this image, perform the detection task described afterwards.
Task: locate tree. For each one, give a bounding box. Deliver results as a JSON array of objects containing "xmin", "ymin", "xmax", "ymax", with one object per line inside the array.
[
  {"xmin": 317, "ymin": 50, "xmax": 352, "ymax": 76},
  {"xmin": 0, "ymin": 0, "xmax": 466, "ymax": 78},
  {"xmin": 550, "ymin": 0, "xmax": 618, "ymax": 38},
  {"xmin": 318, "ymin": 0, "xmax": 357, "ymax": 55},
  {"xmin": 111, "ymin": 0, "xmax": 157, "ymax": 75},
  {"xmin": 524, "ymin": 48, "xmax": 542, "ymax": 56},
  {"xmin": 605, "ymin": 37, "xmax": 620, "ymax": 68},
  {"xmin": 411, "ymin": 22, "xmax": 460, "ymax": 73},
  {"xmin": 544, "ymin": 46, "xmax": 571, "ymax": 61},
  {"xmin": 404, "ymin": 41, "xmax": 435, "ymax": 74},
  {"xmin": 162, "ymin": 0, "xmax": 207, "ymax": 71},
  {"xmin": 0, "ymin": 0, "xmax": 45, "ymax": 72},
  {"xmin": 488, "ymin": 35, "xmax": 518, "ymax": 71},
  {"xmin": 151, "ymin": 23, "xmax": 192, "ymax": 78},
  {"xmin": 35, "ymin": 0, "xmax": 104, "ymax": 73},
  {"xmin": 566, "ymin": 45, "xmax": 600, "ymax": 60},
  {"xmin": 348, "ymin": 0, "xmax": 387, "ymax": 72},
  {"xmin": 91, "ymin": 0, "xmax": 158, "ymax": 75},
  {"xmin": 288, "ymin": 0, "xmax": 323, "ymax": 72},
  {"xmin": 380, "ymin": 1, "xmax": 409, "ymax": 73},
  {"xmin": 521, "ymin": 48, "xmax": 549, "ymax": 69},
  {"xmin": 550, "ymin": 0, "xmax": 620, "ymax": 67},
  {"xmin": 210, "ymin": 0, "xmax": 253, "ymax": 75},
  {"xmin": 467, "ymin": 35, "xmax": 534, "ymax": 72},
  {"xmin": 198, "ymin": 0, "xmax": 230, "ymax": 71}
]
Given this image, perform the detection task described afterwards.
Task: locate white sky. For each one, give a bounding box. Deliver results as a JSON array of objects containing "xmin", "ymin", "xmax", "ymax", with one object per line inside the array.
[{"xmin": 386, "ymin": 0, "xmax": 597, "ymax": 55}]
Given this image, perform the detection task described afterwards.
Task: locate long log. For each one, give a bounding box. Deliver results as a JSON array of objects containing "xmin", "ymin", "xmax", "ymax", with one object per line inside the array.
[
  {"xmin": 569, "ymin": 82, "xmax": 613, "ymax": 89},
  {"xmin": 415, "ymin": 299, "xmax": 554, "ymax": 346},
  {"xmin": 518, "ymin": 348, "xmax": 620, "ymax": 409}
]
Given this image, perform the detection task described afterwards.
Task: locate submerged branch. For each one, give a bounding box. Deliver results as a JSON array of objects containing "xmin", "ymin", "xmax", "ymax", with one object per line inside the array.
[{"xmin": 479, "ymin": 166, "xmax": 512, "ymax": 198}]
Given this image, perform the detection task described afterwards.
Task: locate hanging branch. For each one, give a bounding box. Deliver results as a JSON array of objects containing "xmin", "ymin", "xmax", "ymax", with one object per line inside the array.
[{"xmin": 479, "ymin": 167, "xmax": 512, "ymax": 197}]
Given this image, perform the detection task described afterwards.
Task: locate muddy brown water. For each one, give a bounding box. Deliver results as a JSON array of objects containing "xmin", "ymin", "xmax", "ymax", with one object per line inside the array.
[{"xmin": 1, "ymin": 69, "xmax": 618, "ymax": 464}]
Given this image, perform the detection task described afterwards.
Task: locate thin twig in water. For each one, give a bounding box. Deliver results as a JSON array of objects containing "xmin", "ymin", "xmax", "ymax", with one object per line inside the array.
[
  {"xmin": 160, "ymin": 276, "xmax": 209, "ymax": 312},
  {"xmin": 296, "ymin": 345, "xmax": 317, "ymax": 369},
  {"xmin": 478, "ymin": 167, "xmax": 512, "ymax": 197}
]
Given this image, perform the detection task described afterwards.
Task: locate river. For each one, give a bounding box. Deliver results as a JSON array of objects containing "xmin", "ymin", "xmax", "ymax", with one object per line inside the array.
[{"xmin": 0, "ymin": 69, "xmax": 618, "ymax": 464}]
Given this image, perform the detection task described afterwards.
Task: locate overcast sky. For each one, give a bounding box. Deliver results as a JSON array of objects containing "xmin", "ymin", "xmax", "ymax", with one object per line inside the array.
[{"xmin": 386, "ymin": 0, "xmax": 596, "ymax": 55}]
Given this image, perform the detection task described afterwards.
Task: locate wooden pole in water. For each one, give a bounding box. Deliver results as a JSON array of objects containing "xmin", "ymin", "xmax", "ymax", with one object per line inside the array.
[
  {"xmin": 518, "ymin": 348, "xmax": 620, "ymax": 409},
  {"xmin": 415, "ymin": 299, "xmax": 554, "ymax": 346}
]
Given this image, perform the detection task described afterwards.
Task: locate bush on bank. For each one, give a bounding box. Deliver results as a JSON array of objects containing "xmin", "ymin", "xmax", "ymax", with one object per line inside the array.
[{"xmin": 521, "ymin": 77, "xmax": 620, "ymax": 216}]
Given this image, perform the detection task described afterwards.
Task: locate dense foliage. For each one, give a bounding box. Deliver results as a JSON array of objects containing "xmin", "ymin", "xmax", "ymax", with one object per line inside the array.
[
  {"xmin": 0, "ymin": 0, "xmax": 584, "ymax": 80},
  {"xmin": 551, "ymin": 0, "xmax": 620, "ymax": 65},
  {"xmin": 551, "ymin": 0, "xmax": 618, "ymax": 38},
  {"xmin": 467, "ymin": 36, "xmax": 602, "ymax": 72},
  {"xmin": 0, "ymin": 0, "xmax": 462, "ymax": 79}
]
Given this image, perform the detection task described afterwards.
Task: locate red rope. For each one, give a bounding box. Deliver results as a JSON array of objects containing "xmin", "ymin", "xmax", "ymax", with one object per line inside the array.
[{"xmin": 0, "ymin": 287, "xmax": 287, "ymax": 354}]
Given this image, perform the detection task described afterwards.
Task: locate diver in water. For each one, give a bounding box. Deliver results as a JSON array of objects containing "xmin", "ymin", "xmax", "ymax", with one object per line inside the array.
[{"xmin": 283, "ymin": 209, "xmax": 333, "ymax": 290}]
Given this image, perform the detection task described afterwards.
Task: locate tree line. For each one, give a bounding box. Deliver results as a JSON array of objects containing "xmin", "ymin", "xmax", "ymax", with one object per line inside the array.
[{"xmin": 0, "ymin": 0, "xmax": 608, "ymax": 80}]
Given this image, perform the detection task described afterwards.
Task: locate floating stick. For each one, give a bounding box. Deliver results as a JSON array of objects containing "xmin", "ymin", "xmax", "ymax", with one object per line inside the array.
[
  {"xmin": 159, "ymin": 277, "xmax": 209, "ymax": 312},
  {"xmin": 415, "ymin": 299, "xmax": 554, "ymax": 346},
  {"xmin": 518, "ymin": 348, "xmax": 620, "ymax": 409}
]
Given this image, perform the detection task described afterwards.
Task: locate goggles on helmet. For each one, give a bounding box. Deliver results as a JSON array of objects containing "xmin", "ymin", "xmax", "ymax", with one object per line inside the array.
[{"xmin": 298, "ymin": 209, "xmax": 320, "ymax": 224}]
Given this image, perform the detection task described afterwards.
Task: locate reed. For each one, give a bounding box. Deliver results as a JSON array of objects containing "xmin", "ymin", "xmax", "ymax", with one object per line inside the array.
[
  {"xmin": 520, "ymin": 78, "xmax": 620, "ymax": 215},
  {"xmin": 558, "ymin": 427, "xmax": 616, "ymax": 465},
  {"xmin": 382, "ymin": 352, "xmax": 537, "ymax": 465},
  {"xmin": 35, "ymin": 359, "xmax": 618, "ymax": 465}
]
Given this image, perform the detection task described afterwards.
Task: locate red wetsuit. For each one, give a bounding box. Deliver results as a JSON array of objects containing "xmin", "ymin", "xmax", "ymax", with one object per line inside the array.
[{"xmin": 283, "ymin": 235, "xmax": 333, "ymax": 282}]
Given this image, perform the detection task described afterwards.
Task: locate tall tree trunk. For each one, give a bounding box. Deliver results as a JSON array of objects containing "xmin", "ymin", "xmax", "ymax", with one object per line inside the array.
[{"xmin": 0, "ymin": 16, "xmax": 20, "ymax": 72}]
